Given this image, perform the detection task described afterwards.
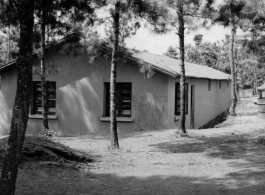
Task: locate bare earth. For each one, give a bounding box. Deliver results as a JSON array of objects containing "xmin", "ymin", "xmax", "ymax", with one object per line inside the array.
[{"xmin": 3, "ymin": 94, "xmax": 265, "ymax": 195}]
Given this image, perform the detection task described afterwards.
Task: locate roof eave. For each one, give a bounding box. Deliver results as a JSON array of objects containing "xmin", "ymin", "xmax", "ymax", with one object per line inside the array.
[
  {"xmin": 184, "ymin": 76, "xmax": 231, "ymax": 81},
  {"xmin": 152, "ymin": 66, "xmax": 178, "ymax": 78},
  {"xmin": 0, "ymin": 60, "xmax": 17, "ymax": 71}
]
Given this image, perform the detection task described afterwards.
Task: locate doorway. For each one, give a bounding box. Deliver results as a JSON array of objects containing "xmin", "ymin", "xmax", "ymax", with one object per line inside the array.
[{"xmin": 190, "ymin": 85, "xmax": 195, "ymax": 129}]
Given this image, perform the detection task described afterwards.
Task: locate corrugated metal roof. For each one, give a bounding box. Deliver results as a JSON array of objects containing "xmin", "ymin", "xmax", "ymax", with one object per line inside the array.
[
  {"xmin": 0, "ymin": 48, "xmax": 231, "ymax": 81},
  {"xmin": 133, "ymin": 52, "xmax": 231, "ymax": 80},
  {"xmin": 0, "ymin": 33, "xmax": 82, "ymax": 71}
]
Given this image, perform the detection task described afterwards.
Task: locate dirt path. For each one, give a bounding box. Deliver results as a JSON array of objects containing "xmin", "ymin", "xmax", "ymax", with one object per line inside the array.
[{"xmin": 3, "ymin": 94, "xmax": 265, "ymax": 195}]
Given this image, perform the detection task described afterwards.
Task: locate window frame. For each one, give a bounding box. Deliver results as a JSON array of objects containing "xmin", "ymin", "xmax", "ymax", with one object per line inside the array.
[
  {"xmin": 175, "ymin": 83, "xmax": 188, "ymax": 115},
  {"xmin": 104, "ymin": 82, "xmax": 132, "ymax": 117},
  {"xmin": 31, "ymin": 81, "xmax": 56, "ymax": 115}
]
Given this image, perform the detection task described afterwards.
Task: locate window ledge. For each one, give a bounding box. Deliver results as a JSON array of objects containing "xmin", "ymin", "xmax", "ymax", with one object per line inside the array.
[
  {"xmin": 29, "ymin": 114, "xmax": 58, "ymax": 120},
  {"xmin": 174, "ymin": 116, "xmax": 180, "ymax": 121},
  {"xmin": 100, "ymin": 117, "xmax": 134, "ymax": 122}
]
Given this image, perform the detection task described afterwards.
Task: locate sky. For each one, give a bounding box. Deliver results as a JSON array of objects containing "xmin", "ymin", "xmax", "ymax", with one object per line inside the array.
[
  {"xmin": 118, "ymin": 0, "xmax": 246, "ymax": 55},
  {"xmin": 96, "ymin": 0, "xmax": 246, "ymax": 55},
  {"xmin": 125, "ymin": 25, "xmax": 242, "ymax": 55}
]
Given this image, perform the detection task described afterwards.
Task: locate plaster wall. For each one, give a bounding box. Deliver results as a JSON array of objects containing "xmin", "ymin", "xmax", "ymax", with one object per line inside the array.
[
  {"xmin": 0, "ymin": 52, "xmax": 170, "ymax": 136},
  {"xmin": 168, "ymin": 77, "xmax": 231, "ymax": 129},
  {"xmin": 0, "ymin": 51, "xmax": 231, "ymax": 136},
  {"xmin": 0, "ymin": 67, "xmax": 17, "ymax": 135}
]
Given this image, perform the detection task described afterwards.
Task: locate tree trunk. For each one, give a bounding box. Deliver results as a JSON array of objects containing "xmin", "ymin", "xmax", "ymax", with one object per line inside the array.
[
  {"xmin": 177, "ymin": 2, "xmax": 187, "ymax": 135},
  {"xmin": 252, "ymin": 35, "xmax": 258, "ymax": 96},
  {"xmin": 234, "ymin": 33, "xmax": 240, "ymax": 101},
  {"xmin": 252, "ymin": 29, "xmax": 258, "ymax": 96},
  {"xmin": 7, "ymin": 24, "xmax": 11, "ymax": 63},
  {"xmin": 253, "ymin": 64, "xmax": 258, "ymax": 95},
  {"xmin": 235, "ymin": 83, "xmax": 240, "ymax": 101},
  {"xmin": 229, "ymin": 19, "xmax": 237, "ymax": 116},
  {"xmin": 40, "ymin": 5, "xmax": 49, "ymax": 132},
  {"xmin": 0, "ymin": 1, "xmax": 35, "ymax": 194},
  {"xmin": 110, "ymin": 0, "xmax": 120, "ymax": 149}
]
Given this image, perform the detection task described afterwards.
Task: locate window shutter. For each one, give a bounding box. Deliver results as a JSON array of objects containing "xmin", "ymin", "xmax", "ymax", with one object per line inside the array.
[
  {"xmin": 32, "ymin": 81, "xmax": 56, "ymax": 115},
  {"xmin": 104, "ymin": 82, "xmax": 132, "ymax": 117}
]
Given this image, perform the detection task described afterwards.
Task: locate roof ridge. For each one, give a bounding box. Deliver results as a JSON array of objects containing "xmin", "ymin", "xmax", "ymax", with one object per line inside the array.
[
  {"xmin": 0, "ymin": 32, "xmax": 83, "ymax": 69},
  {"xmin": 133, "ymin": 51, "xmax": 231, "ymax": 80}
]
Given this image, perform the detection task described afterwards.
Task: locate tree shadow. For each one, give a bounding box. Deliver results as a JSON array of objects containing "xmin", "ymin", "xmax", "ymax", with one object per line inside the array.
[
  {"xmin": 146, "ymin": 134, "xmax": 265, "ymax": 190},
  {"xmin": 14, "ymin": 165, "xmax": 265, "ymax": 195},
  {"xmin": 3, "ymin": 133, "xmax": 265, "ymax": 195},
  {"xmin": 150, "ymin": 135, "xmax": 265, "ymax": 160}
]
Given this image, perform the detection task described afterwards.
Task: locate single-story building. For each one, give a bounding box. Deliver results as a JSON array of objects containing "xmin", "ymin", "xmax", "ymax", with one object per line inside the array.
[{"xmin": 0, "ymin": 49, "xmax": 231, "ymax": 136}]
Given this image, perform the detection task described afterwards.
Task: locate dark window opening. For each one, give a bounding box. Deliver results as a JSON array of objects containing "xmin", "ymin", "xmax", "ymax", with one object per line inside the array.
[
  {"xmin": 105, "ymin": 82, "xmax": 132, "ymax": 117},
  {"xmin": 208, "ymin": 80, "xmax": 211, "ymax": 91},
  {"xmin": 32, "ymin": 81, "xmax": 56, "ymax": 115},
  {"xmin": 175, "ymin": 83, "xmax": 188, "ymax": 115}
]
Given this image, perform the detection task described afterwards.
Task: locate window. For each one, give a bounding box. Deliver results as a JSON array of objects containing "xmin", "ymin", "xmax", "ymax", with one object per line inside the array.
[
  {"xmin": 32, "ymin": 81, "xmax": 56, "ymax": 115},
  {"xmin": 105, "ymin": 83, "xmax": 132, "ymax": 117},
  {"xmin": 208, "ymin": 80, "xmax": 211, "ymax": 91},
  {"xmin": 175, "ymin": 83, "xmax": 188, "ymax": 115},
  {"xmin": 219, "ymin": 81, "xmax": 221, "ymax": 89}
]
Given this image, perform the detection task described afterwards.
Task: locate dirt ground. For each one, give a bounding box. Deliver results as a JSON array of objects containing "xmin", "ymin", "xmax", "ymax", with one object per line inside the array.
[{"xmin": 2, "ymin": 93, "xmax": 265, "ymax": 195}]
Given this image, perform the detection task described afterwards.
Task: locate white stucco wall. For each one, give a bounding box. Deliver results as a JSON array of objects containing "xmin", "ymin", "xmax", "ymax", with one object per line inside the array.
[
  {"xmin": 0, "ymin": 52, "xmax": 171, "ymax": 136},
  {"xmin": 168, "ymin": 77, "xmax": 231, "ymax": 129},
  {"xmin": 0, "ymin": 51, "xmax": 231, "ymax": 136}
]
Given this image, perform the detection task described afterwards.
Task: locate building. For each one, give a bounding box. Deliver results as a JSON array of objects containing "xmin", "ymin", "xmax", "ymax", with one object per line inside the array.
[{"xmin": 0, "ymin": 50, "xmax": 231, "ymax": 136}]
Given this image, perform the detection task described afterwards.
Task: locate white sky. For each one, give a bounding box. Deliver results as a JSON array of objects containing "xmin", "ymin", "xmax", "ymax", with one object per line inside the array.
[
  {"xmin": 96, "ymin": 0, "xmax": 246, "ymax": 55},
  {"xmin": 125, "ymin": 25, "xmax": 243, "ymax": 55},
  {"xmin": 123, "ymin": 0, "xmax": 228, "ymax": 54}
]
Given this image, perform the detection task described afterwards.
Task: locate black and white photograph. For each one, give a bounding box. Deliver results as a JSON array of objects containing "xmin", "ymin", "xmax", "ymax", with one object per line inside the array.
[{"xmin": 0, "ymin": 0, "xmax": 265, "ymax": 194}]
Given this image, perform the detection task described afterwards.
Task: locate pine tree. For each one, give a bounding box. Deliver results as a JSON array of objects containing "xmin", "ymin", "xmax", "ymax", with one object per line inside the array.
[
  {"xmin": 108, "ymin": 0, "xmax": 165, "ymax": 149},
  {"xmin": 34, "ymin": 0, "xmax": 105, "ymax": 135},
  {"xmin": 0, "ymin": 25, "xmax": 19, "ymax": 65},
  {"xmin": 177, "ymin": 1, "xmax": 187, "ymax": 135},
  {"xmin": 40, "ymin": 0, "xmax": 49, "ymax": 132},
  {"xmin": 0, "ymin": 0, "xmax": 105, "ymax": 192},
  {"xmin": 163, "ymin": 0, "xmax": 213, "ymax": 135},
  {"xmin": 213, "ymin": 0, "xmax": 247, "ymax": 116},
  {"xmin": 164, "ymin": 46, "xmax": 178, "ymax": 59},
  {"xmin": 0, "ymin": 0, "xmax": 35, "ymax": 194},
  {"xmin": 86, "ymin": 0, "xmax": 165, "ymax": 149}
]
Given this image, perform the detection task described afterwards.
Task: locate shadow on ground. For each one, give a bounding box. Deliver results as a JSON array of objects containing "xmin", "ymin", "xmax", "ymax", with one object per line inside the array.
[
  {"xmin": 151, "ymin": 134, "xmax": 265, "ymax": 163},
  {"xmin": 11, "ymin": 133, "xmax": 265, "ymax": 195},
  {"xmin": 14, "ymin": 164, "xmax": 265, "ymax": 195}
]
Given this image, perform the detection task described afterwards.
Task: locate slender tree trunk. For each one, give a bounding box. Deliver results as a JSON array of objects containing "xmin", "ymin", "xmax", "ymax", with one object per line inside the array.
[
  {"xmin": 7, "ymin": 24, "xmax": 11, "ymax": 63},
  {"xmin": 177, "ymin": 2, "xmax": 186, "ymax": 135},
  {"xmin": 229, "ymin": 19, "xmax": 237, "ymax": 116},
  {"xmin": 252, "ymin": 31, "xmax": 258, "ymax": 96},
  {"xmin": 234, "ymin": 34, "xmax": 240, "ymax": 101},
  {"xmin": 0, "ymin": 1, "xmax": 35, "ymax": 194},
  {"xmin": 41, "ymin": 6, "xmax": 49, "ymax": 131},
  {"xmin": 110, "ymin": 0, "xmax": 120, "ymax": 149},
  {"xmin": 253, "ymin": 64, "xmax": 258, "ymax": 95},
  {"xmin": 250, "ymin": 57, "xmax": 257, "ymax": 96},
  {"xmin": 235, "ymin": 83, "xmax": 240, "ymax": 101}
]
